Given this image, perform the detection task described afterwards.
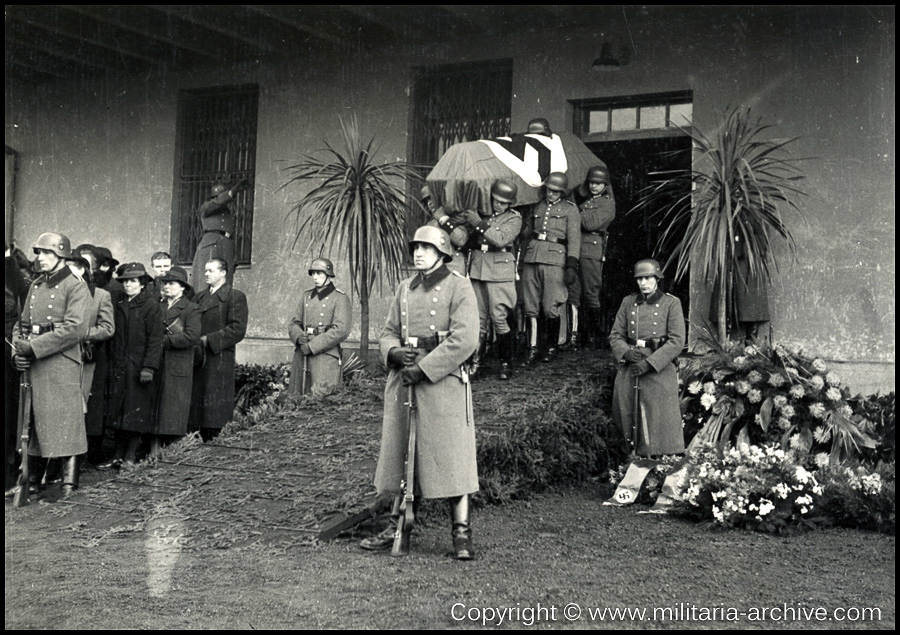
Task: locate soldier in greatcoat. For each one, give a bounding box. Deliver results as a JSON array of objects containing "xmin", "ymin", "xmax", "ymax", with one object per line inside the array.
[
  {"xmin": 288, "ymin": 258, "xmax": 352, "ymax": 397},
  {"xmin": 421, "ymin": 185, "xmax": 470, "ymax": 276},
  {"xmin": 103, "ymin": 263, "xmax": 164, "ymax": 468},
  {"xmin": 155, "ymin": 266, "xmax": 201, "ymax": 450},
  {"xmin": 12, "ymin": 232, "xmax": 90, "ymax": 497},
  {"xmin": 610, "ymin": 259, "xmax": 685, "ymax": 457},
  {"xmin": 461, "ymin": 179, "xmax": 522, "ymax": 380},
  {"xmin": 574, "ymin": 165, "xmax": 616, "ymax": 349},
  {"xmin": 520, "ymin": 171, "xmax": 581, "ymax": 365},
  {"xmin": 190, "ymin": 257, "xmax": 248, "ymax": 441},
  {"xmin": 360, "ymin": 226, "xmax": 480, "ymax": 560},
  {"xmin": 65, "ymin": 255, "xmax": 115, "ymax": 465},
  {"xmin": 190, "ymin": 180, "xmax": 249, "ymax": 288}
]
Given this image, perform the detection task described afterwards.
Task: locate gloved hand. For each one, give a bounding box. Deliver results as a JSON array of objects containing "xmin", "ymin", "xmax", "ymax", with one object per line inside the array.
[
  {"xmin": 623, "ymin": 347, "xmax": 647, "ymax": 364},
  {"xmin": 295, "ymin": 331, "xmax": 311, "ymax": 345},
  {"xmin": 630, "ymin": 360, "xmax": 653, "ymax": 376},
  {"xmin": 431, "ymin": 205, "xmax": 449, "ymax": 224},
  {"xmin": 564, "ymin": 266, "xmax": 578, "ymax": 286},
  {"xmin": 400, "ymin": 364, "xmax": 427, "ymax": 386},
  {"xmin": 140, "ymin": 368, "xmax": 155, "ymax": 383},
  {"xmin": 300, "ymin": 343, "xmax": 312, "ymax": 356},
  {"xmin": 461, "ymin": 209, "xmax": 483, "ymax": 227},
  {"xmin": 388, "ymin": 347, "xmax": 417, "ymax": 368},
  {"xmin": 13, "ymin": 354, "xmax": 31, "ymax": 371},
  {"xmin": 15, "ymin": 340, "xmax": 34, "ymax": 358}
]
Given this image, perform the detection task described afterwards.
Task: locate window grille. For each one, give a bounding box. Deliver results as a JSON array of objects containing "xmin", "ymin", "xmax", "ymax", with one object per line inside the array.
[
  {"xmin": 410, "ymin": 59, "xmax": 513, "ymax": 180},
  {"xmin": 170, "ymin": 84, "xmax": 258, "ymax": 267}
]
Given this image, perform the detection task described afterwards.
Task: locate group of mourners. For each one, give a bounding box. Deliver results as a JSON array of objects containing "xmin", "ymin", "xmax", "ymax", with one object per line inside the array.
[{"xmin": 5, "ymin": 236, "xmax": 247, "ymax": 499}]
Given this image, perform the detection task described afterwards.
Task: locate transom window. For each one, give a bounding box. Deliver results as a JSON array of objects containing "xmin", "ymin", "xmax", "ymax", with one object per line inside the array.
[{"xmin": 573, "ymin": 91, "xmax": 693, "ymax": 139}]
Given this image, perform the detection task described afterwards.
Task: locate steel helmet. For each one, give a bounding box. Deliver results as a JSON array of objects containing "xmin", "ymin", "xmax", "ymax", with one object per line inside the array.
[
  {"xmin": 211, "ymin": 182, "xmax": 227, "ymax": 196},
  {"xmin": 490, "ymin": 180, "xmax": 518, "ymax": 205},
  {"xmin": 308, "ymin": 257, "xmax": 336, "ymax": 277},
  {"xmin": 419, "ymin": 185, "xmax": 432, "ymax": 202},
  {"xmin": 634, "ymin": 259, "xmax": 664, "ymax": 279},
  {"xmin": 587, "ymin": 165, "xmax": 611, "ymax": 185},
  {"xmin": 527, "ymin": 117, "xmax": 552, "ymax": 136},
  {"xmin": 32, "ymin": 232, "xmax": 73, "ymax": 259},
  {"xmin": 543, "ymin": 172, "xmax": 569, "ymax": 192},
  {"xmin": 409, "ymin": 225, "xmax": 453, "ymax": 262}
]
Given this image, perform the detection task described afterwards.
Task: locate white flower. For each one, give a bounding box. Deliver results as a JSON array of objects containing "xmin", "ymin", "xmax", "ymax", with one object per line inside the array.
[
  {"xmin": 747, "ymin": 389, "xmax": 763, "ymax": 404},
  {"xmin": 772, "ymin": 483, "xmax": 790, "ymax": 499},
  {"xmin": 744, "ymin": 345, "xmax": 759, "ymax": 356},
  {"xmin": 825, "ymin": 371, "xmax": 841, "ymax": 387},
  {"xmin": 703, "ymin": 381, "xmax": 717, "ymax": 395},
  {"xmin": 777, "ymin": 416, "xmax": 792, "ymax": 430},
  {"xmin": 747, "ymin": 370, "xmax": 763, "ymax": 384},
  {"xmin": 795, "ymin": 466, "xmax": 811, "ymax": 485},
  {"xmin": 732, "ymin": 356, "xmax": 749, "ymax": 369},
  {"xmin": 780, "ymin": 404, "xmax": 795, "ymax": 419},
  {"xmin": 735, "ymin": 380, "xmax": 751, "ymax": 395},
  {"xmin": 826, "ymin": 387, "xmax": 842, "ymax": 402},
  {"xmin": 773, "ymin": 395, "xmax": 788, "ymax": 409},
  {"xmin": 810, "ymin": 375, "xmax": 825, "ymax": 390},
  {"xmin": 789, "ymin": 384, "xmax": 805, "ymax": 398},
  {"xmin": 840, "ymin": 405, "xmax": 854, "ymax": 419},
  {"xmin": 809, "ymin": 402, "xmax": 827, "ymax": 419},
  {"xmin": 814, "ymin": 452, "xmax": 831, "ymax": 468},
  {"xmin": 768, "ymin": 373, "xmax": 786, "ymax": 387},
  {"xmin": 813, "ymin": 426, "xmax": 832, "ymax": 443},
  {"xmin": 700, "ymin": 393, "xmax": 717, "ymax": 410},
  {"xmin": 812, "ymin": 358, "xmax": 827, "ymax": 372},
  {"xmin": 688, "ymin": 380, "xmax": 703, "ymax": 395},
  {"xmin": 758, "ymin": 499, "xmax": 775, "ymax": 517}
]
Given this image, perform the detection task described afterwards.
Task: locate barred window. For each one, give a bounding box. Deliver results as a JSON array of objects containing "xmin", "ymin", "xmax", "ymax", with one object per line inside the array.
[{"xmin": 170, "ymin": 84, "xmax": 258, "ymax": 267}]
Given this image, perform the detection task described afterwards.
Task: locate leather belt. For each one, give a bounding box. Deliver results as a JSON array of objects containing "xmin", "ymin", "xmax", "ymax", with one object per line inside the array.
[
  {"xmin": 479, "ymin": 244, "xmax": 512, "ymax": 253},
  {"xmin": 204, "ymin": 229, "xmax": 233, "ymax": 239},
  {"xmin": 534, "ymin": 234, "xmax": 567, "ymax": 245},
  {"xmin": 405, "ymin": 332, "xmax": 448, "ymax": 352},
  {"xmin": 627, "ymin": 336, "xmax": 668, "ymax": 351},
  {"xmin": 584, "ymin": 230, "xmax": 607, "ymax": 237},
  {"xmin": 21, "ymin": 323, "xmax": 55, "ymax": 336}
]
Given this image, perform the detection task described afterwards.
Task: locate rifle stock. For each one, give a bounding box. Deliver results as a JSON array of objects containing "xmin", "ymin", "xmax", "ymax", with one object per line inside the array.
[
  {"xmin": 630, "ymin": 375, "xmax": 640, "ymax": 456},
  {"xmin": 392, "ymin": 340, "xmax": 418, "ymax": 557},
  {"xmin": 13, "ymin": 368, "xmax": 33, "ymax": 507}
]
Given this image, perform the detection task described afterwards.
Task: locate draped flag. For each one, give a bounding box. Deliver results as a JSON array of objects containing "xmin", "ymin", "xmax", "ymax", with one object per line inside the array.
[{"xmin": 426, "ymin": 131, "xmax": 602, "ymax": 212}]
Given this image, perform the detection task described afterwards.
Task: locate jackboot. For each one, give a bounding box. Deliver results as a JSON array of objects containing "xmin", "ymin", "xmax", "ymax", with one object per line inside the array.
[
  {"xmin": 560, "ymin": 304, "xmax": 580, "ymax": 351},
  {"xmin": 61, "ymin": 455, "xmax": 80, "ymax": 499},
  {"xmin": 450, "ymin": 495, "xmax": 475, "ymax": 560},
  {"xmin": 542, "ymin": 316, "xmax": 561, "ymax": 363},
  {"xmin": 469, "ymin": 334, "xmax": 487, "ymax": 380},
  {"xmin": 497, "ymin": 332, "xmax": 515, "ymax": 380},
  {"xmin": 28, "ymin": 456, "xmax": 48, "ymax": 495},
  {"xmin": 521, "ymin": 317, "xmax": 540, "ymax": 367},
  {"xmin": 360, "ymin": 495, "xmax": 402, "ymax": 551}
]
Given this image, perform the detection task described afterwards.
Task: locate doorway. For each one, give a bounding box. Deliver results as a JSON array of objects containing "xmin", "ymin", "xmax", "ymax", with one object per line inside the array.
[{"xmin": 586, "ymin": 135, "xmax": 692, "ymax": 334}]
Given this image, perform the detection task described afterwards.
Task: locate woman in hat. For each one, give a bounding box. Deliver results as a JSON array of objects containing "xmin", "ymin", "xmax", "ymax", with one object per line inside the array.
[
  {"xmin": 66, "ymin": 255, "xmax": 115, "ymax": 465},
  {"xmin": 288, "ymin": 258, "xmax": 352, "ymax": 397},
  {"xmin": 102, "ymin": 263, "xmax": 163, "ymax": 468},
  {"xmin": 153, "ymin": 266, "xmax": 201, "ymax": 452}
]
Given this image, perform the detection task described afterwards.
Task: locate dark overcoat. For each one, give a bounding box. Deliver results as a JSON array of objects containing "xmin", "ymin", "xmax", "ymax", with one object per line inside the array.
[
  {"xmin": 374, "ymin": 266, "xmax": 480, "ymax": 499},
  {"xmin": 156, "ymin": 296, "xmax": 201, "ymax": 436},
  {"xmin": 609, "ymin": 289, "xmax": 686, "ymax": 456},
  {"xmin": 109, "ymin": 287, "xmax": 164, "ymax": 434},
  {"xmin": 191, "ymin": 191, "xmax": 237, "ymax": 287},
  {"xmin": 82, "ymin": 286, "xmax": 115, "ymax": 437},
  {"xmin": 12, "ymin": 266, "xmax": 90, "ymax": 457},
  {"xmin": 288, "ymin": 282, "xmax": 351, "ymax": 396},
  {"xmin": 190, "ymin": 283, "xmax": 248, "ymax": 430}
]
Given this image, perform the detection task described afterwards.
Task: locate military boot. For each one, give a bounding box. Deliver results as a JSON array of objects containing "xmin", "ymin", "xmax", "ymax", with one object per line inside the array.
[
  {"xmin": 469, "ymin": 335, "xmax": 487, "ymax": 380},
  {"xmin": 497, "ymin": 332, "xmax": 515, "ymax": 380},
  {"xmin": 542, "ymin": 316, "xmax": 561, "ymax": 363},
  {"xmin": 61, "ymin": 455, "xmax": 80, "ymax": 499},
  {"xmin": 450, "ymin": 495, "xmax": 475, "ymax": 560},
  {"xmin": 360, "ymin": 495, "xmax": 402, "ymax": 551},
  {"xmin": 521, "ymin": 317, "xmax": 540, "ymax": 367},
  {"xmin": 28, "ymin": 456, "xmax": 48, "ymax": 495}
]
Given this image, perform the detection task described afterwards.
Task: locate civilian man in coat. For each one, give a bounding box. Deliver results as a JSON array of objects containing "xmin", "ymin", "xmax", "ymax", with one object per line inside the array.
[
  {"xmin": 190, "ymin": 257, "xmax": 248, "ymax": 442},
  {"xmin": 12, "ymin": 232, "xmax": 90, "ymax": 498},
  {"xmin": 605, "ymin": 259, "xmax": 685, "ymax": 507},
  {"xmin": 460, "ymin": 179, "xmax": 522, "ymax": 380},
  {"xmin": 190, "ymin": 180, "xmax": 249, "ymax": 288},
  {"xmin": 360, "ymin": 226, "xmax": 480, "ymax": 560},
  {"xmin": 519, "ymin": 171, "xmax": 581, "ymax": 365},
  {"xmin": 155, "ymin": 266, "xmax": 201, "ymax": 452},
  {"xmin": 65, "ymin": 255, "xmax": 115, "ymax": 465},
  {"xmin": 288, "ymin": 258, "xmax": 351, "ymax": 397},
  {"xmin": 103, "ymin": 263, "xmax": 163, "ymax": 468}
]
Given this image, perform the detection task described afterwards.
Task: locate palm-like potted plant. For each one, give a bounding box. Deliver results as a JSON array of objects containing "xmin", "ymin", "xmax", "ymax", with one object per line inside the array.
[
  {"xmin": 633, "ymin": 106, "xmax": 807, "ymax": 345},
  {"xmin": 280, "ymin": 115, "xmax": 424, "ymax": 360}
]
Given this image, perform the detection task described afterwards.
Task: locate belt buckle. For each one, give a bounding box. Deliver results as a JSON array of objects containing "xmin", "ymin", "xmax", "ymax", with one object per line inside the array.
[
  {"xmin": 636, "ymin": 339, "xmax": 647, "ymax": 347},
  {"xmin": 480, "ymin": 244, "xmax": 489, "ymax": 252},
  {"xmin": 537, "ymin": 232, "xmax": 547, "ymax": 241},
  {"xmin": 32, "ymin": 325, "xmax": 41, "ymax": 335},
  {"xmin": 406, "ymin": 336, "xmax": 419, "ymax": 349}
]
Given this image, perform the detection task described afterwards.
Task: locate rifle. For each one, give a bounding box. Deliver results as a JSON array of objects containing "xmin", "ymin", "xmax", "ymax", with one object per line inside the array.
[
  {"xmin": 392, "ymin": 338, "xmax": 418, "ymax": 557},
  {"xmin": 630, "ymin": 374, "xmax": 640, "ymax": 456},
  {"xmin": 13, "ymin": 368, "xmax": 33, "ymax": 507},
  {"xmin": 300, "ymin": 326, "xmax": 315, "ymax": 395}
]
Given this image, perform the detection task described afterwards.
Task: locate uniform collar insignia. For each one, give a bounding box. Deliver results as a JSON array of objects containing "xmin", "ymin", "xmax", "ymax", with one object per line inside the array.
[
  {"xmin": 310, "ymin": 282, "xmax": 335, "ymax": 301},
  {"xmin": 636, "ymin": 289, "xmax": 664, "ymax": 305},
  {"xmin": 40, "ymin": 265, "xmax": 72, "ymax": 287},
  {"xmin": 409, "ymin": 264, "xmax": 451, "ymax": 291}
]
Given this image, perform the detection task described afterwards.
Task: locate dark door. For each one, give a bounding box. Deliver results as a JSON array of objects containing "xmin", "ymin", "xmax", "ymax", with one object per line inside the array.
[{"xmin": 586, "ymin": 135, "xmax": 692, "ymax": 333}]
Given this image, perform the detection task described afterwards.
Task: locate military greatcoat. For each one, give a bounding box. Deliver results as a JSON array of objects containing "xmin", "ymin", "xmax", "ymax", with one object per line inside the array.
[
  {"xmin": 467, "ymin": 208, "xmax": 522, "ymax": 335},
  {"xmin": 13, "ymin": 266, "xmax": 90, "ymax": 457},
  {"xmin": 82, "ymin": 286, "xmax": 115, "ymax": 437},
  {"xmin": 374, "ymin": 265, "xmax": 480, "ymax": 499},
  {"xmin": 609, "ymin": 289, "xmax": 685, "ymax": 456},
  {"xmin": 288, "ymin": 281, "xmax": 352, "ymax": 396},
  {"xmin": 190, "ymin": 283, "xmax": 248, "ymax": 431},
  {"xmin": 109, "ymin": 287, "xmax": 164, "ymax": 434},
  {"xmin": 190, "ymin": 190, "xmax": 237, "ymax": 287},
  {"xmin": 577, "ymin": 192, "xmax": 616, "ymax": 309},
  {"xmin": 156, "ymin": 296, "xmax": 201, "ymax": 436}
]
